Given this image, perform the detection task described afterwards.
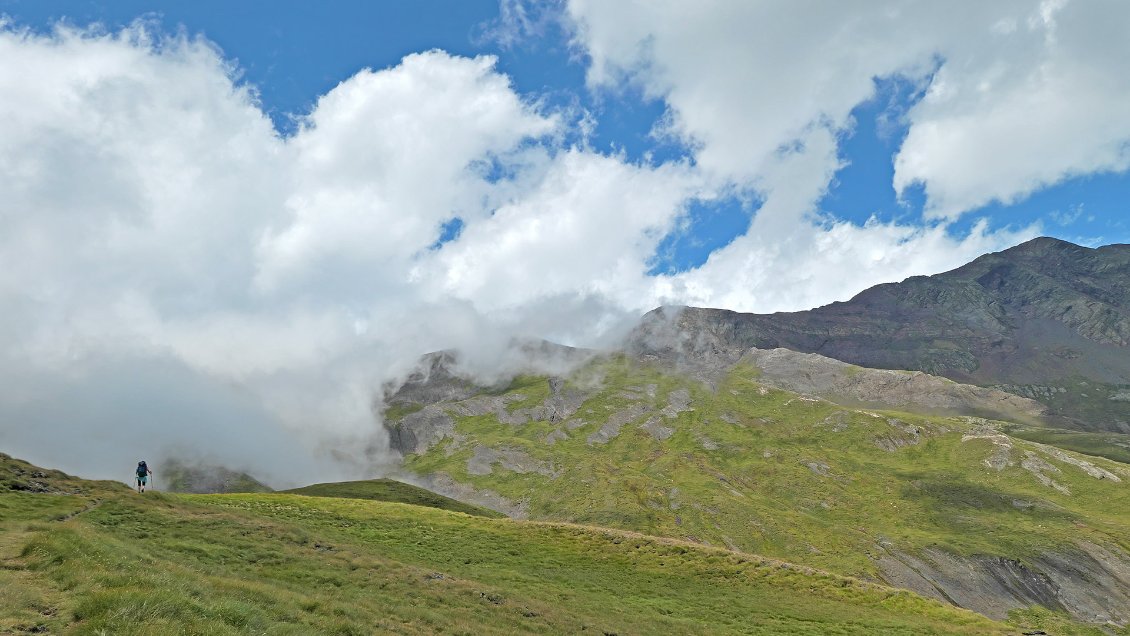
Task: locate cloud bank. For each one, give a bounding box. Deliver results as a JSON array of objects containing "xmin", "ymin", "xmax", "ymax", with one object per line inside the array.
[{"xmin": 3, "ymin": 2, "xmax": 1127, "ymax": 483}]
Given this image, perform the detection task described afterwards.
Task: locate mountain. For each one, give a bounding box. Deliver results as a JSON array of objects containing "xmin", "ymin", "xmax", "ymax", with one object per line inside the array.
[
  {"xmin": 383, "ymin": 353, "xmax": 1130, "ymax": 630},
  {"xmin": 1, "ymin": 452, "xmax": 1012, "ymax": 635},
  {"xmin": 629, "ymin": 237, "xmax": 1130, "ymax": 433}
]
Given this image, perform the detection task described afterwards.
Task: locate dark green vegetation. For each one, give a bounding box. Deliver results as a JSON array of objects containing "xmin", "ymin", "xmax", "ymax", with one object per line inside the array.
[
  {"xmin": 388, "ymin": 355, "xmax": 1130, "ymax": 629},
  {"xmin": 1003, "ymin": 424, "xmax": 1130, "ymax": 465},
  {"xmin": 283, "ymin": 478, "xmax": 504, "ymax": 518},
  {"xmin": 630, "ymin": 237, "xmax": 1130, "ymax": 433},
  {"xmin": 2, "ymin": 454, "xmax": 1011, "ymax": 635},
  {"xmin": 161, "ymin": 458, "xmax": 274, "ymax": 494}
]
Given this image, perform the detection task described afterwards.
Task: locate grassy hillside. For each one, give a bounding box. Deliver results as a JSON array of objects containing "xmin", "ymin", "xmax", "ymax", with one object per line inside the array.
[
  {"xmin": 1002, "ymin": 423, "xmax": 1130, "ymax": 465},
  {"xmin": 1, "ymin": 454, "xmax": 1012, "ymax": 635},
  {"xmin": 389, "ymin": 356, "xmax": 1130, "ymax": 628},
  {"xmin": 283, "ymin": 478, "xmax": 504, "ymax": 518}
]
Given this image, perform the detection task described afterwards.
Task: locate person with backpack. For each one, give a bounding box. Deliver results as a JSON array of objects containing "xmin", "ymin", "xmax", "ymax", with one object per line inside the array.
[{"xmin": 136, "ymin": 460, "xmax": 153, "ymax": 493}]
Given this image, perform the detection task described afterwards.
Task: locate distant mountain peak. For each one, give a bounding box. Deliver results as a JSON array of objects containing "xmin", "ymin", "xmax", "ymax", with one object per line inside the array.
[
  {"xmin": 1005, "ymin": 235, "xmax": 1080, "ymax": 253},
  {"xmin": 628, "ymin": 238, "xmax": 1130, "ymax": 431}
]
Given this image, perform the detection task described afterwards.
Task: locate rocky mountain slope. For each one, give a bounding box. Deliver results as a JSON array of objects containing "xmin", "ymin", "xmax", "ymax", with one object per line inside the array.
[
  {"xmin": 383, "ymin": 354, "xmax": 1130, "ymax": 629},
  {"xmin": 629, "ymin": 237, "xmax": 1130, "ymax": 432}
]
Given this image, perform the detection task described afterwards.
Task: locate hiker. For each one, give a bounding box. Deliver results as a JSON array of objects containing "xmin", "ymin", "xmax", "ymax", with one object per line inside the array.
[{"xmin": 136, "ymin": 460, "xmax": 153, "ymax": 493}]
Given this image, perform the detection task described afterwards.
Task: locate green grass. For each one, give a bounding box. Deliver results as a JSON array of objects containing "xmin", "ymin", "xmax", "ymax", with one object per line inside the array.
[
  {"xmin": 283, "ymin": 478, "xmax": 504, "ymax": 518},
  {"xmin": 1, "ymin": 453, "xmax": 1011, "ymax": 635},
  {"xmin": 1002, "ymin": 424, "xmax": 1130, "ymax": 465},
  {"xmin": 1027, "ymin": 377, "xmax": 1130, "ymax": 432},
  {"xmin": 397, "ymin": 356, "xmax": 1130, "ymax": 602},
  {"xmin": 383, "ymin": 402, "xmax": 424, "ymax": 421}
]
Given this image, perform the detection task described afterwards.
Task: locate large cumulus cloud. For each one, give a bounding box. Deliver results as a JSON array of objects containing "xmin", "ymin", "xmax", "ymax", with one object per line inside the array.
[{"xmin": 5, "ymin": 2, "xmax": 1127, "ymax": 482}]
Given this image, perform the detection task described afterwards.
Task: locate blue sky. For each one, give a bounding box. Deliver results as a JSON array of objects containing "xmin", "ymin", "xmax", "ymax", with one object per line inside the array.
[
  {"xmin": 2, "ymin": 1, "xmax": 1129, "ymax": 479},
  {"xmin": 4, "ymin": 0, "xmax": 1125, "ymax": 277}
]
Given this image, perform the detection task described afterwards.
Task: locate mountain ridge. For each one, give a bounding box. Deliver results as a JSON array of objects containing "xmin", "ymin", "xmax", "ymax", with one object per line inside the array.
[{"xmin": 628, "ymin": 237, "xmax": 1130, "ymax": 432}]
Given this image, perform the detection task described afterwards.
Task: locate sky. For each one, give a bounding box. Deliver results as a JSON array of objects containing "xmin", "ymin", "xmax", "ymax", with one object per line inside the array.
[{"xmin": 1, "ymin": 0, "xmax": 1128, "ymax": 484}]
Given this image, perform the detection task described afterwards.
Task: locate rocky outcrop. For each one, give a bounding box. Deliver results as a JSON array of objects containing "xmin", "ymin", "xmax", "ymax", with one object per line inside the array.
[
  {"xmin": 387, "ymin": 376, "xmax": 592, "ymax": 456},
  {"xmin": 383, "ymin": 351, "xmax": 484, "ymax": 408},
  {"xmin": 386, "ymin": 406, "xmax": 456, "ymax": 455},
  {"xmin": 637, "ymin": 388, "xmax": 693, "ymax": 441},
  {"xmin": 466, "ymin": 445, "xmax": 559, "ymax": 478},
  {"xmin": 587, "ymin": 403, "xmax": 649, "ymax": 445},
  {"xmin": 639, "ymin": 417, "xmax": 676, "ymax": 441},
  {"xmin": 876, "ymin": 541, "xmax": 1130, "ymax": 625},
  {"xmin": 960, "ymin": 423, "xmax": 1129, "ymax": 491}
]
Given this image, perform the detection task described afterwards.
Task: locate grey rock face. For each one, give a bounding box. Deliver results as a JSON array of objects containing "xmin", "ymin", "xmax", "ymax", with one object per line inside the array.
[
  {"xmin": 387, "ymin": 406, "xmax": 455, "ymax": 455},
  {"xmin": 661, "ymin": 388, "xmax": 693, "ymax": 417},
  {"xmin": 636, "ymin": 388, "xmax": 694, "ymax": 441},
  {"xmin": 450, "ymin": 394, "xmax": 530, "ymax": 424},
  {"xmin": 588, "ymin": 403, "xmax": 650, "ymax": 445},
  {"xmin": 1021, "ymin": 451, "xmax": 1071, "ymax": 495},
  {"xmin": 877, "ymin": 542, "xmax": 1130, "ymax": 625},
  {"xmin": 450, "ymin": 378, "xmax": 588, "ymax": 426},
  {"xmin": 384, "ymin": 351, "xmax": 483, "ymax": 408},
  {"xmin": 563, "ymin": 418, "xmax": 588, "ymax": 431},
  {"xmin": 466, "ymin": 445, "xmax": 559, "ymax": 478},
  {"xmin": 540, "ymin": 377, "xmax": 588, "ymax": 423},
  {"xmin": 387, "ymin": 375, "xmax": 595, "ymax": 456},
  {"xmin": 423, "ymin": 472, "xmax": 529, "ymax": 519},
  {"xmin": 639, "ymin": 417, "xmax": 675, "ymax": 441},
  {"xmin": 698, "ymin": 436, "xmax": 720, "ymax": 450},
  {"xmin": 804, "ymin": 461, "xmax": 831, "ymax": 477}
]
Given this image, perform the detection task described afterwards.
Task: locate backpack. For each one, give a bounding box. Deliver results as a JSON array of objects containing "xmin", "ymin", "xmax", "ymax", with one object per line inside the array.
[{"xmin": 136, "ymin": 461, "xmax": 147, "ymax": 477}]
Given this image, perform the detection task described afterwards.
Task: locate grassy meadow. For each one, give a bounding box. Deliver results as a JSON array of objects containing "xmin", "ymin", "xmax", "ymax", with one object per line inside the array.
[{"xmin": 1, "ymin": 453, "xmax": 1012, "ymax": 635}]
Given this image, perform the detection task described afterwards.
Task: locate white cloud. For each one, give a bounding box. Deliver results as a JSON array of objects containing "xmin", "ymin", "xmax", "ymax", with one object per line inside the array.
[
  {"xmin": 4, "ymin": 4, "xmax": 1120, "ymax": 485},
  {"xmin": 423, "ymin": 150, "xmax": 699, "ymax": 311},
  {"xmin": 0, "ymin": 23, "xmax": 692, "ymax": 483},
  {"xmin": 895, "ymin": 0, "xmax": 1130, "ymax": 218},
  {"xmin": 566, "ymin": 0, "xmax": 1130, "ymax": 220},
  {"xmin": 256, "ymin": 51, "xmax": 559, "ymax": 294}
]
